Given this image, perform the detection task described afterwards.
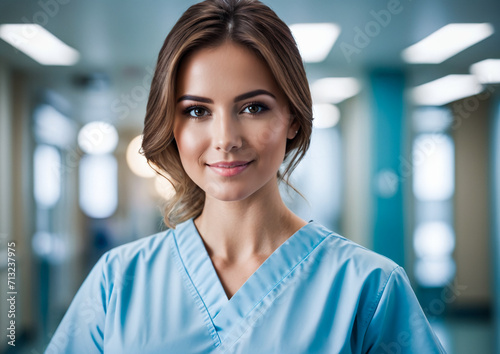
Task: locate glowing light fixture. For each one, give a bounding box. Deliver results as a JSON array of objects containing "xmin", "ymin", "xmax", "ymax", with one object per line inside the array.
[
  {"xmin": 413, "ymin": 134, "xmax": 454, "ymax": 201},
  {"xmin": 312, "ymin": 104, "xmax": 340, "ymax": 129},
  {"xmin": 402, "ymin": 23, "xmax": 494, "ymax": 64},
  {"xmin": 411, "ymin": 75, "xmax": 483, "ymax": 106},
  {"xmin": 78, "ymin": 121, "xmax": 118, "ymax": 155},
  {"xmin": 0, "ymin": 24, "xmax": 79, "ymax": 65},
  {"xmin": 290, "ymin": 23, "xmax": 340, "ymax": 63},
  {"xmin": 34, "ymin": 104, "xmax": 76, "ymax": 147},
  {"xmin": 155, "ymin": 175, "xmax": 176, "ymax": 200},
  {"xmin": 126, "ymin": 135, "xmax": 156, "ymax": 178},
  {"xmin": 412, "ymin": 107, "xmax": 453, "ymax": 133},
  {"xmin": 34, "ymin": 145, "xmax": 61, "ymax": 208},
  {"xmin": 470, "ymin": 59, "xmax": 500, "ymax": 84},
  {"xmin": 79, "ymin": 154, "xmax": 118, "ymax": 218},
  {"xmin": 32, "ymin": 231, "xmax": 67, "ymax": 264},
  {"xmin": 414, "ymin": 222, "xmax": 455, "ymax": 259},
  {"xmin": 311, "ymin": 77, "xmax": 361, "ymax": 104},
  {"xmin": 415, "ymin": 257, "xmax": 456, "ymax": 287}
]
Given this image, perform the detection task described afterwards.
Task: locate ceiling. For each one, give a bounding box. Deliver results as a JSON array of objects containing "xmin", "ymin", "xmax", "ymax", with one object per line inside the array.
[{"xmin": 1, "ymin": 0, "xmax": 499, "ymax": 130}]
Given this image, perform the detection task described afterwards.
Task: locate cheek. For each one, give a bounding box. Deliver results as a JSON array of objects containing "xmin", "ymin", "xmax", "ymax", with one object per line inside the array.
[
  {"xmin": 174, "ymin": 125, "xmax": 206, "ymax": 167},
  {"xmin": 251, "ymin": 115, "xmax": 290, "ymax": 154}
]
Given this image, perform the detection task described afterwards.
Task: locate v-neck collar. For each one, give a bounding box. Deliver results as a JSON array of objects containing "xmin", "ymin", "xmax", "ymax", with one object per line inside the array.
[{"xmin": 173, "ymin": 218, "xmax": 330, "ymax": 343}]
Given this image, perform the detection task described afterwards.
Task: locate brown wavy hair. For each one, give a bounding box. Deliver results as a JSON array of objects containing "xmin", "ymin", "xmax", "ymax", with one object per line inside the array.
[{"xmin": 142, "ymin": 0, "xmax": 313, "ymax": 228}]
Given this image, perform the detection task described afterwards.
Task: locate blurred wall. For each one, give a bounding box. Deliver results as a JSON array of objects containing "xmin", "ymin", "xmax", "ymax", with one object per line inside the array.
[
  {"xmin": 453, "ymin": 92, "xmax": 493, "ymax": 309},
  {"xmin": 0, "ymin": 60, "xmax": 13, "ymax": 354},
  {"xmin": 341, "ymin": 88, "xmax": 372, "ymax": 249},
  {"xmin": 0, "ymin": 62, "xmax": 37, "ymax": 351},
  {"xmin": 492, "ymin": 96, "xmax": 500, "ymax": 353}
]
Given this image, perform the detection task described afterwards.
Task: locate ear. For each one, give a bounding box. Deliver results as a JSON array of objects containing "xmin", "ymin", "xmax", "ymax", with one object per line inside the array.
[{"xmin": 287, "ymin": 119, "xmax": 300, "ymax": 140}]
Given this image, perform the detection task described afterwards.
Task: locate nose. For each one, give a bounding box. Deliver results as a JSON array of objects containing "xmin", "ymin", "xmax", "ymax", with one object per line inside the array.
[{"xmin": 212, "ymin": 111, "xmax": 243, "ymax": 152}]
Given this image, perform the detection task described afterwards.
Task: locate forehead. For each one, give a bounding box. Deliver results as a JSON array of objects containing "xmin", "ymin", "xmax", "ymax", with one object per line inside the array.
[{"xmin": 175, "ymin": 42, "xmax": 283, "ymax": 99}]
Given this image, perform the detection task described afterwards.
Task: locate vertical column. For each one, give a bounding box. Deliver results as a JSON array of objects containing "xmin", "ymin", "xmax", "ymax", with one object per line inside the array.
[
  {"xmin": 0, "ymin": 61, "xmax": 13, "ymax": 354},
  {"xmin": 453, "ymin": 95, "xmax": 491, "ymax": 308},
  {"xmin": 0, "ymin": 62, "xmax": 12, "ymax": 241},
  {"xmin": 11, "ymin": 72, "xmax": 37, "ymax": 341},
  {"xmin": 369, "ymin": 71, "xmax": 406, "ymax": 266},
  {"xmin": 341, "ymin": 92, "xmax": 372, "ymax": 248},
  {"xmin": 490, "ymin": 96, "xmax": 500, "ymax": 354}
]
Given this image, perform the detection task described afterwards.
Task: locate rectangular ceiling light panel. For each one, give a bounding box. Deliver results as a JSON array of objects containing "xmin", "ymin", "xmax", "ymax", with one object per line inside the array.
[
  {"xmin": 402, "ymin": 23, "xmax": 494, "ymax": 64},
  {"xmin": 470, "ymin": 58, "xmax": 500, "ymax": 83},
  {"xmin": 0, "ymin": 24, "xmax": 79, "ymax": 65},
  {"xmin": 290, "ymin": 23, "xmax": 341, "ymax": 63},
  {"xmin": 411, "ymin": 75, "xmax": 483, "ymax": 106},
  {"xmin": 311, "ymin": 77, "xmax": 361, "ymax": 104}
]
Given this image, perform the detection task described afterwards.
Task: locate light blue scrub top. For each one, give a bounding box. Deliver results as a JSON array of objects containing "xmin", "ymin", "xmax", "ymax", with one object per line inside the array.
[{"xmin": 45, "ymin": 219, "xmax": 445, "ymax": 353}]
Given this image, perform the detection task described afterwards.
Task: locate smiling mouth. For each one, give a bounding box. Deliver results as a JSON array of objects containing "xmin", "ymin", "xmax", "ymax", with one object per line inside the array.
[
  {"xmin": 206, "ymin": 161, "xmax": 253, "ymax": 176},
  {"xmin": 207, "ymin": 161, "xmax": 252, "ymax": 168}
]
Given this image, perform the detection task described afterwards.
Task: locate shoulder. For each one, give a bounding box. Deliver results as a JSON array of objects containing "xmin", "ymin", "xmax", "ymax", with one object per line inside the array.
[
  {"xmin": 306, "ymin": 222, "xmax": 403, "ymax": 285},
  {"xmin": 306, "ymin": 223, "xmax": 417, "ymax": 326},
  {"xmin": 96, "ymin": 229, "xmax": 174, "ymax": 275},
  {"xmin": 311, "ymin": 222, "xmax": 399, "ymax": 269}
]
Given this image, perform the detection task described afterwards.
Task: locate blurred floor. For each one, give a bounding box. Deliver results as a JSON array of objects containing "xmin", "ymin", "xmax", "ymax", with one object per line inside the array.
[{"xmin": 432, "ymin": 318, "xmax": 494, "ymax": 354}]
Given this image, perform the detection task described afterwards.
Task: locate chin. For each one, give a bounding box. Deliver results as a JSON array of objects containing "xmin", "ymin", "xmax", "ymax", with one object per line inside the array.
[{"xmin": 203, "ymin": 183, "xmax": 256, "ymax": 202}]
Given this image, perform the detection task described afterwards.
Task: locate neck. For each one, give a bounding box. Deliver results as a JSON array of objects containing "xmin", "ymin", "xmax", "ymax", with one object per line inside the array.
[{"xmin": 194, "ymin": 178, "xmax": 306, "ymax": 263}]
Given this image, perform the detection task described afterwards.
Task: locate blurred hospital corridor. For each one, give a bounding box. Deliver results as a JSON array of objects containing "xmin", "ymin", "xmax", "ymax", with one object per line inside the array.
[{"xmin": 1, "ymin": 0, "xmax": 500, "ymax": 353}]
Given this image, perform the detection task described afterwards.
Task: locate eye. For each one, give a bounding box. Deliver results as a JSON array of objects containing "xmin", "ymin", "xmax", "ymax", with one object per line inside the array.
[
  {"xmin": 242, "ymin": 103, "xmax": 268, "ymax": 115},
  {"xmin": 184, "ymin": 106, "xmax": 209, "ymax": 118}
]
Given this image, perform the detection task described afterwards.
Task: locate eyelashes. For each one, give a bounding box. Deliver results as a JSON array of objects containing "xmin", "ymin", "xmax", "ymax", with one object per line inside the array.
[
  {"xmin": 241, "ymin": 102, "xmax": 270, "ymax": 114},
  {"xmin": 183, "ymin": 105, "xmax": 209, "ymax": 118},
  {"xmin": 182, "ymin": 101, "xmax": 270, "ymax": 119}
]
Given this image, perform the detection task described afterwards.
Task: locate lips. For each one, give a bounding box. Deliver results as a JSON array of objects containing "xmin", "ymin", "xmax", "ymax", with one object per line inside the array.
[
  {"xmin": 206, "ymin": 160, "xmax": 253, "ymax": 177},
  {"xmin": 208, "ymin": 161, "xmax": 251, "ymax": 168}
]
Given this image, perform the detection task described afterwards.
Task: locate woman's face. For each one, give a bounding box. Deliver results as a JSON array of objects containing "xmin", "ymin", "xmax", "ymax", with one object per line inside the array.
[{"xmin": 173, "ymin": 41, "xmax": 298, "ymax": 202}]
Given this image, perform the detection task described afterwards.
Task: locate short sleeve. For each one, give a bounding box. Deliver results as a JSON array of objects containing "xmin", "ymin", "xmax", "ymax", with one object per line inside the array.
[
  {"xmin": 45, "ymin": 253, "xmax": 110, "ymax": 354},
  {"xmin": 362, "ymin": 267, "xmax": 446, "ymax": 354}
]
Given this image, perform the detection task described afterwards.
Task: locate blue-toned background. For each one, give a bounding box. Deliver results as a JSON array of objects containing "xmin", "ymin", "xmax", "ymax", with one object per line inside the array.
[{"xmin": 0, "ymin": 0, "xmax": 499, "ymax": 353}]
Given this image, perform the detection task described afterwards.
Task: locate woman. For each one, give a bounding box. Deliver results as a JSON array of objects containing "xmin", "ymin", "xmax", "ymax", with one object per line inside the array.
[{"xmin": 46, "ymin": 0, "xmax": 445, "ymax": 353}]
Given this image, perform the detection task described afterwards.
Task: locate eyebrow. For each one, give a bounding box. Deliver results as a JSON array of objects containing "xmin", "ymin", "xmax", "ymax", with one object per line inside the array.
[
  {"xmin": 234, "ymin": 89, "xmax": 276, "ymax": 102},
  {"xmin": 176, "ymin": 89, "xmax": 276, "ymax": 104}
]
